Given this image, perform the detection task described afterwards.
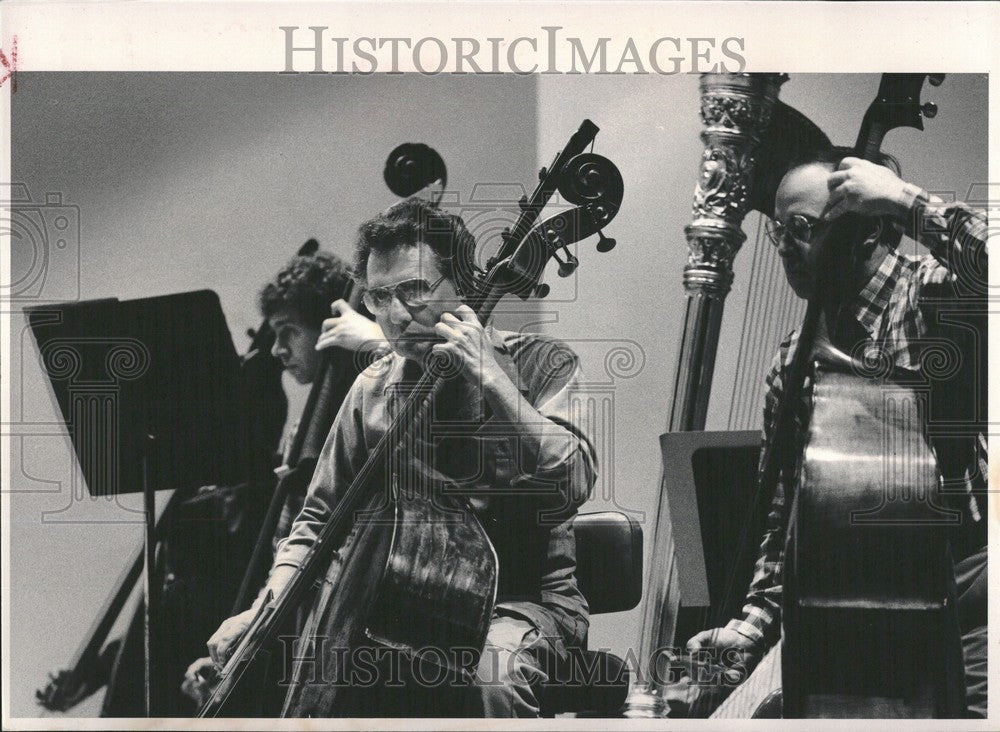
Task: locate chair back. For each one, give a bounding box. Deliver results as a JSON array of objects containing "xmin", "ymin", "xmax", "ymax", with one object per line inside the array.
[{"xmin": 573, "ymin": 511, "xmax": 642, "ymax": 615}]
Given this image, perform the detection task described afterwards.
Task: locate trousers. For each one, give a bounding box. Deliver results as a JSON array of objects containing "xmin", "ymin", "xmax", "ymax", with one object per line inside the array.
[
  {"xmin": 328, "ymin": 607, "xmax": 567, "ymax": 717},
  {"xmin": 469, "ymin": 612, "xmax": 555, "ymax": 717}
]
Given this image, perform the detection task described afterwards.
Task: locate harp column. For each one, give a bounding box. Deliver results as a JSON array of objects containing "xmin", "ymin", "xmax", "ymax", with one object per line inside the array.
[
  {"xmin": 669, "ymin": 72, "xmax": 787, "ymax": 431},
  {"xmin": 624, "ymin": 73, "xmax": 786, "ymax": 719}
]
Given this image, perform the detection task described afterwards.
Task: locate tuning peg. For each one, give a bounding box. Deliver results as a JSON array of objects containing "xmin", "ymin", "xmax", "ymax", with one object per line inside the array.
[
  {"xmin": 921, "ymin": 101, "xmax": 938, "ymax": 119},
  {"xmin": 553, "ymin": 248, "xmax": 579, "ymax": 277},
  {"xmin": 247, "ymin": 328, "xmax": 257, "ymax": 338},
  {"xmin": 534, "ymin": 283, "xmax": 551, "ymax": 299},
  {"xmin": 596, "ymin": 230, "xmax": 617, "ymax": 253},
  {"xmin": 538, "ymin": 166, "xmax": 548, "ymax": 181},
  {"xmin": 928, "ymin": 74, "xmax": 945, "ymax": 87},
  {"xmin": 518, "ymin": 194, "xmax": 528, "ymax": 211}
]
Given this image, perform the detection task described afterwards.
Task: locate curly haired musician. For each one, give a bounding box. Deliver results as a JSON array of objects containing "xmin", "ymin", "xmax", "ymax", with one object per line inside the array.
[
  {"xmin": 255, "ymin": 250, "xmax": 387, "ymax": 541},
  {"xmin": 178, "ymin": 250, "xmax": 384, "ymax": 710}
]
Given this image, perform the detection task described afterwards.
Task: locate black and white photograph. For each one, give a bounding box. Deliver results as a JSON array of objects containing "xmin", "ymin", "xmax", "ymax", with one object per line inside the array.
[{"xmin": 1, "ymin": 2, "xmax": 996, "ymax": 727}]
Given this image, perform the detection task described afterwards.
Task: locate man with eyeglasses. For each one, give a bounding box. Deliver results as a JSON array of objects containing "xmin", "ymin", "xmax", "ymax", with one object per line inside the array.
[
  {"xmin": 201, "ymin": 198, "xmax": 597, "ymax": 718},
  {"xmin": 685, "ymin": 147, "xmax": 988, "ymax": 717}
]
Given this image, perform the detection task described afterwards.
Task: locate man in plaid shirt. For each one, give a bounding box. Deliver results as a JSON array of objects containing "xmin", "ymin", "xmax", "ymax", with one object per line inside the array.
[{"xmin": 687, "ymin": 147, "xmax": 988, "ymax": 716}]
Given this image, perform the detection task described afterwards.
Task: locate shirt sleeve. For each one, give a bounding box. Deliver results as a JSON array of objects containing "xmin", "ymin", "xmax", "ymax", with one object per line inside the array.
[
  {"xmin": 270, "ymin": 380, "xmax": 368, "ymax": 572},
  {"xmin": 725, "ymin": 345, "xmax": 788, "ymax": 647},
  {"xmin": 903, "ymin": 186, "xmax": 988, "ymax": 295},
  {"xmin": 508, "ymin": 338, "xmax": 599, "ymax": 517}
]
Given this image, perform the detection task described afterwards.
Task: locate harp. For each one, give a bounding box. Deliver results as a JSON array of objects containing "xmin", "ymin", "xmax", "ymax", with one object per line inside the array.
[{"xmin": 624, "ymin": 73, "xmax": 831, "ymax": 718}]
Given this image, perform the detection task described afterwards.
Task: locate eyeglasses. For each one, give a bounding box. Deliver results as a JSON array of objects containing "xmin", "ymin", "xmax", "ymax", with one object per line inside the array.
[
  {"xmin": 362, "ymin": 274, "xmax": 448, "ymax": 314},
  {"xmin": 765, "ymin": 214, "xmax": 827, "ymax": 248}
]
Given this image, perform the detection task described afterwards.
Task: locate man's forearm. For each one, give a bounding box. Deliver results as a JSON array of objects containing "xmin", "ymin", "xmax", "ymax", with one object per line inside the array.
[
  {"xmin": 253, "ymin": 564, "xmax": 298, "ymax": 609},
  {"xmin": 481, "ymin": 369, "xmax": 544, "ymax": 458},
  {"xmin": 480, "ymin": 367, "xmax": 593, "ymax": 506},
  {"xmin": 726, "ymin": 597, "xmax": 780, "ymax": 647}
]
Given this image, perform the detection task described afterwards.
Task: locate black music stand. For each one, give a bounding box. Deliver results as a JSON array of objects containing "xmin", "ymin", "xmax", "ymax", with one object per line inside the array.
[
  {"xmin": 659, "ymin": 430, "xmax": 767, "ymax": 647},
  {"xmin": 26, "ymin": 290, "xmax": 249, "ymax": 716}
]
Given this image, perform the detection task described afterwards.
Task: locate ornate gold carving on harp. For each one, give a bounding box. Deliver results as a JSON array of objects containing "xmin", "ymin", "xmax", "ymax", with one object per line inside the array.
[{"xmin": 623, "ymin": 73, "xmax": 830, "ymax": 718}]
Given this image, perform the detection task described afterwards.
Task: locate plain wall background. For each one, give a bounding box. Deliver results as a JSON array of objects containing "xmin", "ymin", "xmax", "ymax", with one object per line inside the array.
[{"xmin": 8, "ymin": 72, "xmax": 987, "ymax": 717}]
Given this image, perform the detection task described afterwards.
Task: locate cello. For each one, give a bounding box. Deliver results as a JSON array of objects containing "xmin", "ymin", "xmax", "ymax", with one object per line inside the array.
[
  {"xmin": 710, "ymin": 73, "xmax": 966, "ymax": 718},
  {"xmin": 197, "ymin": 119, "xmax": 624, "ymax": 717}
]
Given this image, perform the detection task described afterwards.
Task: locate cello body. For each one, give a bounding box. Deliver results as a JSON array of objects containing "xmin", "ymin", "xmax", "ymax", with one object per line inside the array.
[
  {"xmin": 781, "ymin": 359, "xmax": 966, "ymax": 717},
  {"xmin": 282, "ymin": 481, "xmax": 498, "ymax": 716}
]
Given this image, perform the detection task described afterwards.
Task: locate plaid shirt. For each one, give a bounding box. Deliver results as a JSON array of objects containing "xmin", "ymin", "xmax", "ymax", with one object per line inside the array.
[{"xmin": 727, "ymin": 188, "xmax": 989, "ymax": 645}]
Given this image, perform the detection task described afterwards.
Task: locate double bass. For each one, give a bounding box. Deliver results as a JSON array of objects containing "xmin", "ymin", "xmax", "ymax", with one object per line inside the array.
[
  {"xmin": 711, "ymin": 73, "xmax": 966, "ymax": 718},
  {"xmin": 197, "ymin": 119, "xmax": 624, "ymax": 717}
]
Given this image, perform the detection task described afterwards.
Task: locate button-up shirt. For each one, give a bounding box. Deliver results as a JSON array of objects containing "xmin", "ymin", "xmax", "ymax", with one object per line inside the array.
[
  {"xmin": 273, "ymin": 327, "xmax": 598, "ymax": 647},
  {"xmin": 727, "ymin": 189, "xmax": 988, "ymax": 645}
]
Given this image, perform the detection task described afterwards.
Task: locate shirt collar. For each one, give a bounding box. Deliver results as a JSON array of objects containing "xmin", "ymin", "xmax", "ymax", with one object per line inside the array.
[{"xmin": 411, "ymin": 325, "xmax": 530, "ymax": 424}]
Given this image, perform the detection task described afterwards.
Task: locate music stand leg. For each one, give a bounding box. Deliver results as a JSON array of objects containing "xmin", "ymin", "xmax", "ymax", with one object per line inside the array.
[{"xmin": 141, "ymin": 438, "xmax": 156, "ymax": 717}]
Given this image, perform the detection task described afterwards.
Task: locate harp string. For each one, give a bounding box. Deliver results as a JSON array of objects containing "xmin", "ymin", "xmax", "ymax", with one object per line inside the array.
[
  {"xmin": 727, "ymin": 215, "xmax": 805, "ymax": 431},
  {"xmin": 728, "ymin": 214, "xmax": 765, "ymax": 430}
]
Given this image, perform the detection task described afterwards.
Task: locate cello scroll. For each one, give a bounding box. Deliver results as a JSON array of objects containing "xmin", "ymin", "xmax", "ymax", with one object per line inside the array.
[{"xmin": 481, "ymin": 128, "xmax": 624, "ymax": 301}]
